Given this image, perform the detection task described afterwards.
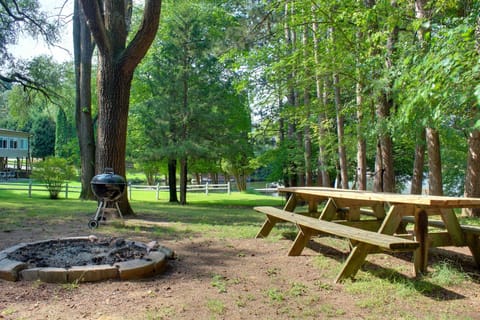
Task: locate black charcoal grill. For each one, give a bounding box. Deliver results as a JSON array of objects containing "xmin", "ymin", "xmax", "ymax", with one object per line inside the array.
[{"xmin": 88, "ymin": 168, "xmax": 126, "ymax": 229}]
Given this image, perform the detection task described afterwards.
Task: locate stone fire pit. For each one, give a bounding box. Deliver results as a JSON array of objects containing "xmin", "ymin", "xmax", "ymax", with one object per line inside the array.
[{"xmin": 0, "ymin": 236, "xmax": 174, "ymax": 283}]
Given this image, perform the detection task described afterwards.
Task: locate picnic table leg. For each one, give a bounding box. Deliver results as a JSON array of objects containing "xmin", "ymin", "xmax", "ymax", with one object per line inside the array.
[
  {"xmin": 465, "ymin": 234, "xmax": 480, "ymax": 268},
  {"xmin": 288, "ymin": 225, "xmax": 316, "ymax": 256},
  {"xmin": 255, "ymin": 215, "xmax": 280, "ymax": 238},
  {"xmin": 413, "ymin": 209, "xmax": 429, "ymax": 275},
  {"xmin": 334, "ymin": 242, "xmax": 374, "ymax": 283}
]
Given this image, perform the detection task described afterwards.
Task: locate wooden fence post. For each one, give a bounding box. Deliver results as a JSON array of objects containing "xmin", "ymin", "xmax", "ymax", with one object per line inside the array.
[
  {"xmin": 65, "ymin": 182, "xmax": 69, "ymax": 199},
  {"xmin": 156, "ymin": 183, "xmax": 160, "ymax": 200},
  {"xmin": 128, "ymin": 182, "xmax": 132, "ymax": 200},
  {"xmin": 28, "ymin": 180, "xmax": 32, "ymax": 198}
]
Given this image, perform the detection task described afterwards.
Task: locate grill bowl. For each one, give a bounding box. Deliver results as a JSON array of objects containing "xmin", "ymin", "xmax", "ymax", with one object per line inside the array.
[{"xmin": 91, "ymin": 169, "xmax": 126, "ymax": 201}]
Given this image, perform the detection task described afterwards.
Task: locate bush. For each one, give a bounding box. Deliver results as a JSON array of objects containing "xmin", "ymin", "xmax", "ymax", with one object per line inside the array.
[{"xmin": 31, "ymin": 157, "xmax": 75, "ymax": 199}]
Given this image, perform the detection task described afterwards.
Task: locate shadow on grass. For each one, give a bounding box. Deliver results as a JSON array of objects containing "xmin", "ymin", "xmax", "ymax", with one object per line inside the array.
[{"xmin": 304, "ymin": 236, "xmax": 471, "ymax": 300}]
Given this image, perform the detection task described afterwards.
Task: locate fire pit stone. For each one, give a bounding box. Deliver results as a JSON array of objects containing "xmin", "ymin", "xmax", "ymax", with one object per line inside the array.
[{"xmin": 0, "ymin": 236, "xmax": 174, "ymax": 283}]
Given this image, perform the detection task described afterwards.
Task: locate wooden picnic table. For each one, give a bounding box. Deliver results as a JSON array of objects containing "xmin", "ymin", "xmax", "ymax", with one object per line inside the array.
[{"xmin": 255, "ymin": 187, "xmax": 480, "ymax": 282}]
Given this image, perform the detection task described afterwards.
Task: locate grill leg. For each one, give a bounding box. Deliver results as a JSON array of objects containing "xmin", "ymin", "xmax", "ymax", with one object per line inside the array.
[
  {"xmin": 115, "ymin": 202, "xmax": 123, "ymax": 219},
  {"xmin": 89, "ymin": 201, "xmax": 105, "ymax": 229},
  {"xmin": 93, "ymin": 201, "xmax": 104, "ymax": 221}
]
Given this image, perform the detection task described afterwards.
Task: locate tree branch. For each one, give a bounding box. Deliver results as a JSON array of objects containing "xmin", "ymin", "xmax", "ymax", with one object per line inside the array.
[
  {"xmin": 121, "ymin": 0, "xmax": 162, "ymax": 73},
  {"xmin": 0, "ymin": 72, "xmax": 59, "ymax": 105},
  {"xmin": 79, "ymin": 0, "xmax": 111, "ymax": 56}
]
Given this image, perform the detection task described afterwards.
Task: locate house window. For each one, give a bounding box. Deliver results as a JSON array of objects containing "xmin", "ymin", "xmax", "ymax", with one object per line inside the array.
[{"xmin": 0, "ymin": 138, "xmax": 6, "ymax": 148}]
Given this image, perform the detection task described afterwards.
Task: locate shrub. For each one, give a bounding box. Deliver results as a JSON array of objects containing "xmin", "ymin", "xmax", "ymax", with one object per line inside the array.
[{"xmin": 32, "ymin": 157, "xmax": 75, "ymax": 199}]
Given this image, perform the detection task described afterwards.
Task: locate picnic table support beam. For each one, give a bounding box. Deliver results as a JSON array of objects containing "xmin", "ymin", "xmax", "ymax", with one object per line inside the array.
[
  {"xmin": 255, "ymin": 215, "xmax": 281, "ymax": 239},
  {"xmin": 440, "ymin": 208, "xmax": 465, "ymax": 246},
  {"xmin": 334, "ymin": 242, "xmax": 374, "ymax": 283},
  {"xmin": 378, "ymin": 205, "xmax": 409, "ymax": 234},
  {"xmin": 283, "ymin": 193, "xmax": 297, "ymax": 212},
  {"xmin": 288, "ymin": 225, "xmax": 316, "ymax": 256},
  {"xmin": 319, "ymin": 198, "xmax": 338, "ymax": 221}
]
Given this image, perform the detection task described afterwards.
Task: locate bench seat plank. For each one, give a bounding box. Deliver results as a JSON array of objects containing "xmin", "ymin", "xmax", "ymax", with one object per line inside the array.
[{"xmin": 255, "ymin": 206, "xmax": 419, "ymax": 251}]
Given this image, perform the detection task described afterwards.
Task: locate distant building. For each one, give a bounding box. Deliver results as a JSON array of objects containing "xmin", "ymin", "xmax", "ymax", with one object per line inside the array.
[{"xmin": 0, "ymin": 128, "xmax": 32, "ymax": 177}]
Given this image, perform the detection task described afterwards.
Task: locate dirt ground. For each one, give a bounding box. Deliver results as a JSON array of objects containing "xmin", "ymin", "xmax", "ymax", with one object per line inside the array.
[{"xmin": 1, "ymin": 215, "xmax": 480, "ymax": 320}]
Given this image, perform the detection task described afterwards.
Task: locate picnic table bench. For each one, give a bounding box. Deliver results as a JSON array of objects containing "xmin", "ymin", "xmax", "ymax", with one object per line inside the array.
[{"xmin": 254, "ymin": 187, "xmax": 480, "ymax": 283}]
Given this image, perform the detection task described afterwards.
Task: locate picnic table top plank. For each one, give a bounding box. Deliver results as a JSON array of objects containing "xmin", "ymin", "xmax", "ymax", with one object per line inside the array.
[{"xmin": 279, "ymin": 187, "xmax": 480, "ymax": 208}]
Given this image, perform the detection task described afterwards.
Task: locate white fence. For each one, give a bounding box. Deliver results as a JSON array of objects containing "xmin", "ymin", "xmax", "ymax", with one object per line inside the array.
[
  {"xmin": 0, "ymin": 181, "xmax": 81, "ymax": 198},
  {"xmin": 0, "ymin": 181, "xmax": 231, "ymax": 199},
  {"xmin": 127, "ymin": 182, "xmax": 231, "ymax": 200}
]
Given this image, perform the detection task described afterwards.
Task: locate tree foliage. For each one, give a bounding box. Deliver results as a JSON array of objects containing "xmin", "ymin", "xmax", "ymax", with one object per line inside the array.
[
  {"xmin": 31, "ymin": 157, "xmax": 75, "ymax": 199},
  {"xmin": 130, "ymin": 0, "xmax": 252, "ymax": 199}
]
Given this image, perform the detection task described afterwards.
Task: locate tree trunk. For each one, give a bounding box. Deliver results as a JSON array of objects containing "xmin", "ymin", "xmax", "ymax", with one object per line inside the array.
[
  {"xmin": 80, "ymin": 0, "xmax": 162, "ymax": 215},
  {"xmin": 284, "ymin": 1, "xmax": 299, "ymax": 188},
  {"xmin": 356, "ymin": 81, "xmax": 367, "ymax": 191},
  {"xmin": 302, "ymin": 19, "xmax": 312, "ymax": 187},
  {"xmin": 168, "ymin": 158, "xmax": 178, "ymax": 203},
  {"xmin": 333, "ymin": 73, "xmax": 349, "ymax": 189},
  {"xmin": 463, "ymin": 129, "xmax": 480, "ymax": 217},
  {"xmin": 311, "ymin": 10, "xmax": 330, "ymax": 187},
  {"xmin": 374, "ymin": 2, "xmax": 398, "ymax": 193},
  {"xmin": 410, "ymin": 0, "xmax": 430, "ymax": 195},
  {"xmin": 463, "ymin": 13, "xmax": 480, "ymax": 216},
  {"xmin": 411, "ymin": 129, "xmax": 426, "ymax": 194},
  {"xmin": 319, "ymin": 79, "xmax": 332, "ymax": 187},
  {"xmin": 373, "ymin": 141, "xmax": 383, "ymax": 192},
  {"xmin": 179, "ymin": 157, "xmax": 187, "ymax": 205},
  {"xmin": 96, "ymin": 57, "xmax": 133, "ymax": 213},
  {"xmin": 73, "ymin": 0, "xmax": 96, "ymax": 200},
  {"xmin": 426, "ymin": 127, "xmax": 443, "ymax": 196}
]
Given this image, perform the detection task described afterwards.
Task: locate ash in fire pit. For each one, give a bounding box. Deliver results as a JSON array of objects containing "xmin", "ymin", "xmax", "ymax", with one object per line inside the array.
[
  {"xmin": 0, "ymin": 237, "xmax": 174, "ymax": 283},
  {"xmin": 8, "ymin": 237, "xmax": 148, "ymax": 268}
]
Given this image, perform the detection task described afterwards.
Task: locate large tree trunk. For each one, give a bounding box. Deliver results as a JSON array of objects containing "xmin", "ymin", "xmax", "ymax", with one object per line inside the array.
[
  {"xmin": 73, "ymin": 0, "xmax": 96, "ymax": 200},
  {"xmin": 96, "ymin": 57, "xmax": 133, "ymax": 212},
  {"xmin": 80, "ymin": 0, "xmax": 162, "ymax": 215},
  {"xmin": 426, "ymin": 127, "xmax": 443, "ymax": 196}
]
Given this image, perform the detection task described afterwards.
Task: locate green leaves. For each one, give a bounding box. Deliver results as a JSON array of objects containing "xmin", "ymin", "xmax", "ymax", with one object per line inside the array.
[{"xmin": 31, "ymin": 157, "xmax": 75, "ymax": 199}]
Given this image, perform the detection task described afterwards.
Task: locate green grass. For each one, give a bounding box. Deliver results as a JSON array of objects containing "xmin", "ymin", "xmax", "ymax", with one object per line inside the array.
[
  {"xmin": 0, "ymin": 189, "xmax": 477, "ymax": 319},
  {"xmin": 0, "ymin": 189, "xmax": 286, "ymax": 238}
]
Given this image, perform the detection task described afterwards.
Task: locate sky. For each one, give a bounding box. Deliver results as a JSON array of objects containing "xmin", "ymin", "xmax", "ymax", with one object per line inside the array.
[{"xmin": 9, "ymin": 1, "xmax": 74, "ymax": 62}]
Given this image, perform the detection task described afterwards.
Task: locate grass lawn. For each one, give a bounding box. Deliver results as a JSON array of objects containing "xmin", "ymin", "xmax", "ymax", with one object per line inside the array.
[{"xmin": 1, "ymin": 189, "xmax": 480, "ymax": 319}]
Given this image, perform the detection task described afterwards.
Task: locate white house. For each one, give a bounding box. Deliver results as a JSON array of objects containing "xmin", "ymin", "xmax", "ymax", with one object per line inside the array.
[{"xmin": 0, "ymin": 128, "xmax": 32, "ymax": 177}]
